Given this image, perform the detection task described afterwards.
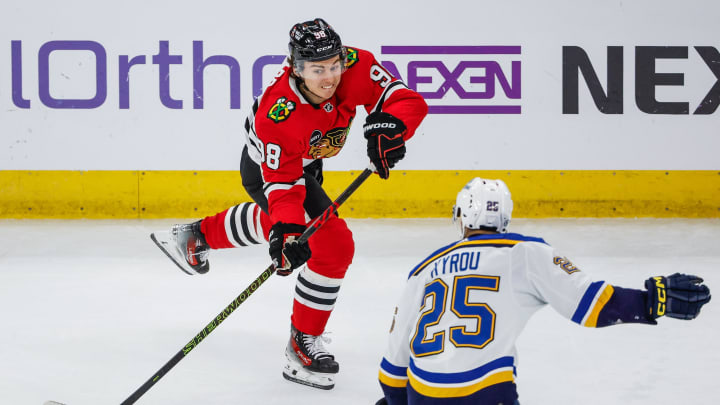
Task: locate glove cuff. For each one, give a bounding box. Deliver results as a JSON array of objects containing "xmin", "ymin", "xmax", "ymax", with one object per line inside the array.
[{"xmin": 645, "ymin": 276, "xmax": 667, "ymax": 320}]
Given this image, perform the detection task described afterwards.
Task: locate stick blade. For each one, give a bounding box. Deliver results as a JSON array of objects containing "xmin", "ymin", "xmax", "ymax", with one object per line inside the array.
[{"xmin": 44, "ymin": 401, "xmax": 68, "ymax": 405}]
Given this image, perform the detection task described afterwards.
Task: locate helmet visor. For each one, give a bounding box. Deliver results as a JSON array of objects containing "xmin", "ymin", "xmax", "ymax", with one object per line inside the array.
[{"xmin": 296, "ymin": 55, "xmax": 345, "ymax": 81}]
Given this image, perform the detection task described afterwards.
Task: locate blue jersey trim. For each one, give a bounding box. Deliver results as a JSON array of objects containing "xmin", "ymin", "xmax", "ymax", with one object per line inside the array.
[
  {"xmin": 407, "ymin": 380, "xmax": 519, "ymax": 404},
  {"xmin": 572, "ymin": 281, "xmax": 604, "ymax": 324},
  {"xmin": 481, "ymin": 233, "xmax": 546, "ymax": 244},
  {"xmin": 381, "ymin": 358, "xmax": 408, "ymax": 377},
  {"xmin": 408, "ymin": 240, "xmax": 458, "ymax": 276},
  {"xmin": 408, "ymin": 356, "xmax": 514, "ymax": 384},
  {"xmin": 407, "ymin": 233, "xmax": 547, "ymax": 279}
]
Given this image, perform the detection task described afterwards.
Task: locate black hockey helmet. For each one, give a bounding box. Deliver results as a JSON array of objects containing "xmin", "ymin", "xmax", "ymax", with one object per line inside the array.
[{"xmin": 288, "ymin": 18, "xmax": 345, "ymax": 67}]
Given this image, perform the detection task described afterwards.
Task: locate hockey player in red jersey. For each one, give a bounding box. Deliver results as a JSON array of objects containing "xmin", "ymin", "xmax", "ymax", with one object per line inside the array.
[
  {"xmin": 151, "ymin": 18, "xmax": 428, "ymax": 389},
  {"xmin": 375, "ymin": 178, "xmax": 711, "ymax": 404}
]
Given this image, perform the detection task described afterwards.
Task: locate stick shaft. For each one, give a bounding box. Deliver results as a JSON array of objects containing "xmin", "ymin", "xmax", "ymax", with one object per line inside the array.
[
  {"xmin": 299, "ymin": 168, "xmax": 373, "ymax": 243},
  {"xmin": 121, "ymin": 265, "xmax": 274, "ymax": 405},
  {"xmin": 120, "ymin": 167, "xmax": 373, "ymax": 404}
]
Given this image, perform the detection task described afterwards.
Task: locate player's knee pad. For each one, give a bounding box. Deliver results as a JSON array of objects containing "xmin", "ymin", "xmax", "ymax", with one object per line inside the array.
[{"xmin": 307, "ymin": 215, "xmax": 354, "ymax": 278}]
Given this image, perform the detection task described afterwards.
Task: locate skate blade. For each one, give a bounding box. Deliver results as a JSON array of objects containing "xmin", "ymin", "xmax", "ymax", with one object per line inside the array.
[
  {"xmin": 150, "ymin": 231, "xmax": 195, "ymax": 275},
  {"xmin": 282, "ymin": 365, "xmax": 335, "ymax": 390}
]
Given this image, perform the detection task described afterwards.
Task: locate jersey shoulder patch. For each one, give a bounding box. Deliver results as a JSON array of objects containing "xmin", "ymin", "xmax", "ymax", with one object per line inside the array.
[
  {"xmin": 553, "ymin": 256, "xmax": 581, "ymax": 274},
  {"xmin": 344, "ymin": 46, "xmax": 359, "ymax": 69},
  {"xmin": 267, "ymin": 96, "xmax": 296, "ymax": 123}
]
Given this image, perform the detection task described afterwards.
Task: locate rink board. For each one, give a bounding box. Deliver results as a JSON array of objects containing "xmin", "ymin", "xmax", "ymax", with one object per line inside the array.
[{"xmin": 1, "ymin": 170, "xmax": 718, "ymax": 219}]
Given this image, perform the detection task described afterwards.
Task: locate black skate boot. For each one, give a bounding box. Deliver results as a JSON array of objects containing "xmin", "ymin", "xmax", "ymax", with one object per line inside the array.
[
  {"xmin": 150, "ymin": 220, "xmax": 210, "ymax": 275},
  {"xmin": 282, "ymin": 324, "xmax": 338, "ymax": 390}
]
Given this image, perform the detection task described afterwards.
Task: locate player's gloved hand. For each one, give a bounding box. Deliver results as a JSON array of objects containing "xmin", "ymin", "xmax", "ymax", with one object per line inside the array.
[
  {"xmin": 269, "ymin": 222, "xmax": 311, "ymax": 276},
  {"xmin": 363, "ymin": 111, "xmax": 407, "ymax": 179},
  {"xmin": 645, "ymin": 273, "xmax": 711, "ymax": 320},
  {"xmin": 374, "ymin": 399, "xmax": 388, "ymax": 405}
]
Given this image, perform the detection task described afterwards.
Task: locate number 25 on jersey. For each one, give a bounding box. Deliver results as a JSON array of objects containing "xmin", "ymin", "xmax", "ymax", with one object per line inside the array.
[{"xmin": 411, "ymin": 275, "xmax": 499, "ymax": 357}]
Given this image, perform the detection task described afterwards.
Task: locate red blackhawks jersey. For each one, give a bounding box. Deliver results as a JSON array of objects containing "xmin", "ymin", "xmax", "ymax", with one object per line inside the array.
[{"xmin": 244, "ymin": 47, "xmax": 428, "ymax": 226}]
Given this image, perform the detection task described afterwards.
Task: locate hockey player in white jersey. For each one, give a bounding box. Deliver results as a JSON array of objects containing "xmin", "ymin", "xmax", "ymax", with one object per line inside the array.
[{"xmin": 376, "ymin": 178, "xmax": 711, "ymax": 405}]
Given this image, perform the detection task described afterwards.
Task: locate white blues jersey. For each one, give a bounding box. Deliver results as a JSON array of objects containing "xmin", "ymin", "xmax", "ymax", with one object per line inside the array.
[{"xmin": 378, "ymin": 232, "xmax": 650, "ymax": 404}]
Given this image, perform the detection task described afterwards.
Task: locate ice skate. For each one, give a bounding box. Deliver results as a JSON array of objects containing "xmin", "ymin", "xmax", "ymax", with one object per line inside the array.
[
  {"xmin": 282, "ymin": 325, "xmax": 338, "ymax": 390},
  {"xmin": 151, "ymin": 221, "xmax": 210, "ymax": 275}
]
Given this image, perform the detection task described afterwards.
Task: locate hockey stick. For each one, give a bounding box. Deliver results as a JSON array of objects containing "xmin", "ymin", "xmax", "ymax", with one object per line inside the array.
[{"xmin": 113, "ymin": 167, "xmax": 373, "ymax": 405}]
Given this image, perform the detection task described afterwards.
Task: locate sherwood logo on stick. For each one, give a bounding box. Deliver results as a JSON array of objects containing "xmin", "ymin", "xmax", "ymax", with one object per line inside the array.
[{"xmin": 380, "ymin": 45, "xmax": 522, "ymax": 114}]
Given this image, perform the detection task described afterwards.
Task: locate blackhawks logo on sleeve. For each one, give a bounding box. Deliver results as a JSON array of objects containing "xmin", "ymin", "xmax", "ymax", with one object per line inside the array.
[
  {"xmin": 267, "ymin": 97, "xmax": 296, "ymax": 123},
  {"xmin": 344, "ymin": 47, "xmax": 358, "ymax": 68}
]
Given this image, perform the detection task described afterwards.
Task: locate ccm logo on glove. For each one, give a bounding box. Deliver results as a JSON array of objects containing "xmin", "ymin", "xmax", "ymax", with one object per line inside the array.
[
  {"xmin": 645, "ymin": 273, "xmax": 711, "ymax": 321},
  {"xmin": 651, "ymin": 276, "xmax": 667, "ymax": 316}
]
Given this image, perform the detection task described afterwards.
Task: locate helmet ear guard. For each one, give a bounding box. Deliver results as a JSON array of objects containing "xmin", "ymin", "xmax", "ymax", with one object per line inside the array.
[
  {"xmin": 452, "ymin": 203, "xmax": 465, "ymax": 237},
  {"xmin": 452, "ymin": 178, "xmax": 513, "ymax": 237}
]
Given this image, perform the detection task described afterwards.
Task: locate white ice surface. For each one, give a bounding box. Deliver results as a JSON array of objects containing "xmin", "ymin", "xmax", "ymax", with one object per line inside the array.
[{"xmin": 1, "ymin": 218, "xmax": 718, "ymax": 405}]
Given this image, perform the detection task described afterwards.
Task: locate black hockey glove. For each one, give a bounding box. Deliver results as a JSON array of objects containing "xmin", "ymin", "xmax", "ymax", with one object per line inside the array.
[
  {"xmin": 363, "ymin": 111, "xmax": 407, "ymax": 179},
  {"xmin": 375, "ymin": 399, "xmax": 388, "ymax": 405},
  {"xmin": 269, "ymin": 222, "xmax": 311, "ymax": 276},
  {"xmin": 645, "ymin": 273, "xmax": 711, "ymax": 320}
]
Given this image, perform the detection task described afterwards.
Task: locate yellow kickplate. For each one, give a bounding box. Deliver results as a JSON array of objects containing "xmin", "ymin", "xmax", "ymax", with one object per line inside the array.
[{"xmin": 1, "ymin": 170, "xmax": 718, "ymax": 218}]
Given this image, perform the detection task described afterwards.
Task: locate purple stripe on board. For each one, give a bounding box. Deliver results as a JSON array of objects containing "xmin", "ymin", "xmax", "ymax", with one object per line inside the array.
[
  {"xmin": 428, "ymin": 105, "xmax": 521, "ymax": 114},
  {"xmin": 381, "ymin": 46, "xmax": 521, "ymax": 55}
]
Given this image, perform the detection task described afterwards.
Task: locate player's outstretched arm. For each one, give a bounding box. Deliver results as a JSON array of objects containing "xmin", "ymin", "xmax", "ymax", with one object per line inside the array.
[{"xmin": 645, "ymin": 273, "xmax": 711, "ymax": 320}]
